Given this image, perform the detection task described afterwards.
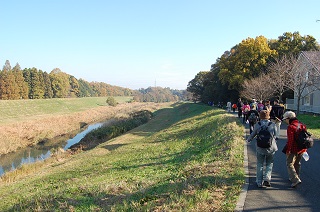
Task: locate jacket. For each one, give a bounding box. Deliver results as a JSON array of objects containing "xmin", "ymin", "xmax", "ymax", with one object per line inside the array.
[
  {"xmin": 237, "ymin": 101, "xmax": 243, "ymax": 109},
  {"xmin": 270, "ymin": 104, "xmax": 284, "ymax": 121},
  {"xmin": 286, "ymin": 118, "xmax": 307, "ymax": 154},
  {"xmin": 242, "ymin": 104, "xmax": 251, "ymax": 115},
  {"xmin": 247, "ymin": 119, "xmax": 278, "ymax": 154}
]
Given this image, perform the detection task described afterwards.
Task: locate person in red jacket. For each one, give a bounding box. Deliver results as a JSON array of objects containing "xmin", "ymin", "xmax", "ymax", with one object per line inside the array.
[{"xmin": 282, "ymin": 111, "xmax": 307, "ymax": 188}]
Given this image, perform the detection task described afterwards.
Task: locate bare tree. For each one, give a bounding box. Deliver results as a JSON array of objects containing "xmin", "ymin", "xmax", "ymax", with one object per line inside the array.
[
  {"xmin": 267, "ymin": 54, "xmax": 297, "ymax": 100},
  {"xmin": 244, "ymin": 53, "xmax": 320, "ymax": 114},
  {"xmin": 240, "ymin": 74, "xmax": 274, "ymax": 101},
  {"xmin": 286, "ymin": 53, "xmax": 320, "ymax": 114}
]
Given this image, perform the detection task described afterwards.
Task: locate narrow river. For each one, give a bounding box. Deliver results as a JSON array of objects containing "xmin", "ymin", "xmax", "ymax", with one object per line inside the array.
[{"xmin": 0, "ymin": 122, "xmax": 104, "ymax": 176}]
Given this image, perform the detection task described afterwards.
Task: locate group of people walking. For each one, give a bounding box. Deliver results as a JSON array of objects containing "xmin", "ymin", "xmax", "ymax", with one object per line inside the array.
[{"xmin": 233, "ymin": 98, "xmax": 308, "ymax": 189}]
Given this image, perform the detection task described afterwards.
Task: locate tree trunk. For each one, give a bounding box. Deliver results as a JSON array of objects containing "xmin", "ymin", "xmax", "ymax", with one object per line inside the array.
[{"xmin": 296, "ymin": 96, "xmax": 301, "ymax": 115}]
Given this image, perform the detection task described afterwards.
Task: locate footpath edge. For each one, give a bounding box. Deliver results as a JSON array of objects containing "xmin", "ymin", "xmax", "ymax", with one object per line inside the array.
[{"xmin": 234, "ymin": 129, "xmax": 249, "ymax": 212}]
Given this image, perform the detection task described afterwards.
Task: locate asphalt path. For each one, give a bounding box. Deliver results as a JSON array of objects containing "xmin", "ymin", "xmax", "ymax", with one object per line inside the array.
[{"xmin": 235, "ymin": 115, "xmax": 320, "ymax": 212}]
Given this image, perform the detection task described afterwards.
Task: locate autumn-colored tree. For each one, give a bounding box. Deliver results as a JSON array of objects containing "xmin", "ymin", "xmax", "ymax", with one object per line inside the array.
[
  {"xmin": 2, "ymin": 60, "xmax": 11, "ymax": 72},
  {"xmin": 218, "ymin": 36, "xmax": 277, "ymax": 90},
  {"xmin": 133, "ymin": 87, "xmax": 179, "ymax": 103},
  {"xmin": 0, "ymin": 71, "xmax": 16, "ymax": 99},
  {"xmin": 0, "ymin": 61, "xmax": 181, "ymax": 101},
  {"xmin": 0, "ymin": 61, "xmax": 27, "ymax": 100},
  {"xmin": 50, "ymin": 68, "xmax": 70, "ymax": 98}
]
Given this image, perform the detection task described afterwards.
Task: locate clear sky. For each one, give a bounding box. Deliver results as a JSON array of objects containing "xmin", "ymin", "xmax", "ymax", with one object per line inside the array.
[{"xmin": 1, "ymin": 0, "xmax": 320, "ymax": 90}]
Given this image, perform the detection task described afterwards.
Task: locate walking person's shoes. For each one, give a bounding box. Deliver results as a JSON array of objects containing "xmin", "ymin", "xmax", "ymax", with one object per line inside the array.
[
  {"xmin": 263, "ymin": 181, "xmax": 271, "ymax": 187},
  {"xmin": 291, "ymin": 179, "xmax": 302, "ymax": 188},
  {"xmin": 257, "ymin": 183, "xmax": 264, "ymax": 188}
]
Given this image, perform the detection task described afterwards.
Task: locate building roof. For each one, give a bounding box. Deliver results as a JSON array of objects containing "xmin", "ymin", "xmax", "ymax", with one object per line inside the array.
[{"xmin": 301, "ymin": 51, "xmax": 320, "ymax": 72}]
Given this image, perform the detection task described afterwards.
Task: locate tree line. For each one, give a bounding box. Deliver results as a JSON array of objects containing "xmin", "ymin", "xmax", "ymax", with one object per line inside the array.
[
  {"xmin": 0, "ymin": 60, "xmax": 188, "ymax": 102},
  {"xmin": 133, "ymin": 87, "xmax": 192, "ymax": 103},
  {"xmin": 187, "ymin": 31, "xmax": 320, "ymax": 106}
]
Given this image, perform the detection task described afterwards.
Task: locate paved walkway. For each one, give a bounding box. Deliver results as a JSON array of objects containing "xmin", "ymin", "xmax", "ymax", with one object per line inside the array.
[{"xmin": 235, "ymin": 115, "xmax": 320, "ymax": 212}]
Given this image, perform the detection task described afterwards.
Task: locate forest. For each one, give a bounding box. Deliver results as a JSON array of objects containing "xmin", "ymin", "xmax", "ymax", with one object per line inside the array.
[
  {"xmin": 187, "ymin": 31, "xmax": 320, "ymax": 105},
  {"xmin": 0, "ymin": 61, "xmax": 189, "ymax": 102}
]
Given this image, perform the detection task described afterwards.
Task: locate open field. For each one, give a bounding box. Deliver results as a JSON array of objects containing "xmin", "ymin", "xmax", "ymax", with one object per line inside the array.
[
  {"xmin": 0, "ymin": 97, "xmax": 132, "ymax": 124},
  {"xmin": 0, "ymin": 103, "xmax": 245, "ymax": 211},
  {"xmin": 0, "ymin": 97, "xmax": 172, "ymax": 155}
]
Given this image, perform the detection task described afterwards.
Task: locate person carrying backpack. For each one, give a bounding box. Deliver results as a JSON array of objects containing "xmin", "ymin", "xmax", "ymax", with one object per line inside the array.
[
  {"xmin": 226, "ymin": 101, "xmax": 232, "ymax": 112},
  {"xmin": 246, "ymin": 110, "xmax": 277, "ymax": 188},
  {"xmin": 270, "ymin": 99, "xmax": 284, "ymax": 140},
  {"xmin": 232, "ymin": 103, "xmax": 237, "ymax": 113},
  {"xmin": 237, "ymin": 98, "xmax": 243, "ymax": 118},
  {"xmin": 247, "ymin": 108, "xmax": 259, "ymax": 134},
  {"xmin": 242, "ymin": 102, "xmax": 251, "ymax": 124},
  {"xmin": 257, "ymin": 100, "xmax": 265, "ymax": 112},
  {"xmin": 282, "ymin": 111, "xmax": 308, "ymax": 188}
]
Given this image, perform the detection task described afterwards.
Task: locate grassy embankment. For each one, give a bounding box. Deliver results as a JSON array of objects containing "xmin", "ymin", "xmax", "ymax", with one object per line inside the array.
[
  {"xmin": 0, "ymin": 103, "xmax": 245, "ymax": 211},
  {"xmin": 0, "ymin": 97, "xmax": 170, "ymax": 155}
]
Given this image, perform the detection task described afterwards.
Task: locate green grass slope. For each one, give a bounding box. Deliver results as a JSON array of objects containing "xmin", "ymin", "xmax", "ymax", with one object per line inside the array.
[{"xmin": 0, "ymin": 103, "xmax": 245, "ymax": 211}]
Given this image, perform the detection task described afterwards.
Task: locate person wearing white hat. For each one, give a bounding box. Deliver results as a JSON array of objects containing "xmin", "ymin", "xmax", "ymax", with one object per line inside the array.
[{"xmin": 282, "ymin": 111, "xmax": 307, "ymax": 188}]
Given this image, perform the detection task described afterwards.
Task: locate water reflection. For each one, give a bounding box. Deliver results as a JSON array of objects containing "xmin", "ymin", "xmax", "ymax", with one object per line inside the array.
[{"xmin": 0, "ymin": 122, "xmax": 103, "ymax": 176}]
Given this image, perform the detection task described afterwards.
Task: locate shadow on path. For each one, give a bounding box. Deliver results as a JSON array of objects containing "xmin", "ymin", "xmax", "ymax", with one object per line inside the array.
[{"xmin": 235, "ymin": 113, "xmax": 320, "ymax": 212}]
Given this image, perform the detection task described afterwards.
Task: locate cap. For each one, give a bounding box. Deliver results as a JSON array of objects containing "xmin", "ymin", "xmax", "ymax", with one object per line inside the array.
[{"xmin": 282, "ymin": 111, "xmax": 296, "ymax": 120}]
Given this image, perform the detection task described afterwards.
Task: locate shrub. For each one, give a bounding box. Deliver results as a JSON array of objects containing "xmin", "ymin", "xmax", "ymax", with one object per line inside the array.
[{"xmin": 106, "ymin": 97, "xmax": 118, "ymax": 106}]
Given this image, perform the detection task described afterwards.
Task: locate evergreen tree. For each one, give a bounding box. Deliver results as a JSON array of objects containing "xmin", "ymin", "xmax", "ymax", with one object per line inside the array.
[
  {"xmin": 13, "ymin": 63, "xmax": 28, "ymax": 99},
  {"xmin": 42, "ymin": 72, "xmax": 53, "ymax": 98},
  {"xmin": 78, "ymin": 79, "xmax": 95, "ymax": 97},
  {"xmin": 69, "ymin": 76, "xmax": 80, "ymax": 97}
]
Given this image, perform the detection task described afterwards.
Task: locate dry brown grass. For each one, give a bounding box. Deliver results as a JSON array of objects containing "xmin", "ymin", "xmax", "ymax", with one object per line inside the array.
[{"xmin": 0, "ymin": 102, "xmax": 172, "ymax": 155}]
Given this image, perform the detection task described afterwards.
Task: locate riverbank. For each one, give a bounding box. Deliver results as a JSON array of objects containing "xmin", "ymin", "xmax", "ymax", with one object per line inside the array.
[
  {"xmin": 0, "ymin": 97, "xmax": 172, "ymax": 155},
  {"xmin": 0, "ymin": 103, "xmax": 245, "ymax": 211}
]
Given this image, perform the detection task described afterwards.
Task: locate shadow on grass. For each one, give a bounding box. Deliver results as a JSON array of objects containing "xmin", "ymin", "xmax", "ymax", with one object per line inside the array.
[{"xmin": 102, "ymin": 143, "xmax": 127, "ymax": 151}]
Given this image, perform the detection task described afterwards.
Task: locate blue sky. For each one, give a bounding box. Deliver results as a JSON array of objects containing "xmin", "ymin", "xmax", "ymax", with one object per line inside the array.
[{"xmin": 1, "ymin": 0, "xmax": 320, "ymax": 90}]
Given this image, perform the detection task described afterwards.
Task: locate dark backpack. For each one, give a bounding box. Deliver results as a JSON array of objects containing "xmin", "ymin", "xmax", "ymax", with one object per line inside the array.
[
  {"xmin": 248, "ymin": 112, "xmax": 258, "ymax": 123},
  {"xmin": 256, "ymin": 121, "xmax": 273, "ymax": 148},
  {"xmin": 295, "ymin": 122, "xmax": 314, "ymax": 149}
]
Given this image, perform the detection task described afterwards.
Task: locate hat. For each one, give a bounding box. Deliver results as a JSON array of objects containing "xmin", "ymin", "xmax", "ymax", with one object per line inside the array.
[
  {"xmin": 259, "ymin": 110, "xmax": 270, "ymax": 120},
  {"xmin": 282, "ymin": 111, "xmax": 296, "ymax": 120}
]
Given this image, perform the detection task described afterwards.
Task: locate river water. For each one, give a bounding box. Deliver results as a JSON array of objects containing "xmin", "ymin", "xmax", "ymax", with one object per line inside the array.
[{"xmin": 0, "ymin": 122, "xmax": 104, "ymax": 177}]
